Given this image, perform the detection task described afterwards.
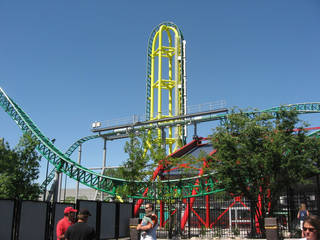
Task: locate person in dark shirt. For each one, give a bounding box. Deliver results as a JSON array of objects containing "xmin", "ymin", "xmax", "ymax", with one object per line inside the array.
[{"xmin": 65, "ymin": 209, "xmax": 96, "ymax": 240}]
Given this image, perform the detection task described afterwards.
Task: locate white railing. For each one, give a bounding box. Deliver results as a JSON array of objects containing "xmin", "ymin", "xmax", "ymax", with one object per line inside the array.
[{"xmin": 92, "ymin": 100, "xmax": 227, "ymax": 129}]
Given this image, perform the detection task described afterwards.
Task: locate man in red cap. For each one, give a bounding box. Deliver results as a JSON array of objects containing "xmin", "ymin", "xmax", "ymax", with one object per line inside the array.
[{"xmin": 56, "ymin": 206, "xmax": 77, "ymax": 240}]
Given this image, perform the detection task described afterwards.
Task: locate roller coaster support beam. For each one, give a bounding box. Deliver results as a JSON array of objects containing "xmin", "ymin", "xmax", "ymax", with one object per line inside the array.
[
  {"xmin": 55, "ymin": 171, "xmax": 62, "ymax": 202},
  {"xmin": 101, "ymin": 138, "xmax": 107, "ymax": 200},
  {"xmin": 41, "ymin": 138, "xmax": 56, "ymax": 199},
  {"xmin": 46, "ymin": 171, "xmax": 60, "ymax": 202},
  {"xmin": 75, "ymin": 144, "xmax": 82, "ymax": 203},
  {"xmin": 43, "ymin": 157, "xmax": 50, "ymax": 200},
  {"xmin": 180, "ymin": 165, "xmax": 205, "ymax": 229},
  {"xmin": 94, "ymin": 139, "xmax": 107, "ymax": 201}
]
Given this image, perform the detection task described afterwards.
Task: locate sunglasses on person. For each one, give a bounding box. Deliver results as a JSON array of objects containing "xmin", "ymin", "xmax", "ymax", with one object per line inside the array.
[{"xmin": 303, "ymin": 227, "xmax": 316, "ymax": 232}]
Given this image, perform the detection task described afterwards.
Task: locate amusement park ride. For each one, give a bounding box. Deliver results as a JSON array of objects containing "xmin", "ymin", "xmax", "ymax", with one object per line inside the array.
[{"xmin": 1, "ymin": 22, "xmax": 320, "ymax": 231}]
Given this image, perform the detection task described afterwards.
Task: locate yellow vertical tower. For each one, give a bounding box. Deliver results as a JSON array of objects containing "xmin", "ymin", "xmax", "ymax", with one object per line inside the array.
[{"xmin": 146, "ymin": 22, "xmax": 186, "ymax": 154}]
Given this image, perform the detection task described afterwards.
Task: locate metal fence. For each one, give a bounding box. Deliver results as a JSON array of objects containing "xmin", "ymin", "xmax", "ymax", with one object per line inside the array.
[
  {"xmin": 2, "ymin": 188, "xmax": 320, "ymax": 240},
  {"xmin": 136, "ymin": 189, "xmax": 320, "ymax": 239}
]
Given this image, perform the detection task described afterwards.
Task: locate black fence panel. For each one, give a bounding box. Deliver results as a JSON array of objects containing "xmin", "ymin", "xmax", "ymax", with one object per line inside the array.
[
  {"xmin": 99, "ymin": 202, "xmax": 116, "ymax": 239},
  {"xmin": 118, "ymin": 203, "xmax": 133, "ymax": 238},
  {"xmin": 18, "ymin": 201, "xmax": 49, "ymax": 240},
  {"xmin": 0, "ymin": 199, "xmax": 15, "ymax": 240}
]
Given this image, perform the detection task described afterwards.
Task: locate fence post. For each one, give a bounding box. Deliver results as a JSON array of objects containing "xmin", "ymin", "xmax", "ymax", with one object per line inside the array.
[
  {"xmin": 287, "ymin": 187, "xmax": 295, "ymax": 233},
  {"xmin": 249, "ymin": 201, "xmax": 257, "ymax": 238},
  {"xmin": 316, "ymin": 175, "xmax": 320, "ymax": 216},
  {"xmin": 129, "ymin": 218, "xmax": 140, "ymax": 240},
  {"xmin": 265, "ymin": 217, "xmax": 279, "ymax": 240},
  {"xmin": 188, "ymin": 197, "xmax": 191, "ymax": 239}
]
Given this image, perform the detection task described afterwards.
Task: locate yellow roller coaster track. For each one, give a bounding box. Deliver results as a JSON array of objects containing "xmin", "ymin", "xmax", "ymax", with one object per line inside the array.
[{"xmin": 146, "ymin": 22, "xmax": 187, "ymax": 154}]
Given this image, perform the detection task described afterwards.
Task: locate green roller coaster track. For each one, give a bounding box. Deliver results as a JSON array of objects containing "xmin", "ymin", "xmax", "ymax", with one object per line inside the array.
[
  {"xmin": 39, "ymin": 134, "xmax": 100, "ymax": 192},
  {"xmin": 1, "ymin": 87, "xmax": 320, "ymax": 199},
  {"xmin": 308, "ymin": 129, "xmax": 320, "ymax": 138}
]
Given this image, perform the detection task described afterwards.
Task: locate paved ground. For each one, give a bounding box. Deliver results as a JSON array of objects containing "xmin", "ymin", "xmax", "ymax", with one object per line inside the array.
[{"xmin": 119, "ymin": 237, "xmax": 302, "ymax": 239}]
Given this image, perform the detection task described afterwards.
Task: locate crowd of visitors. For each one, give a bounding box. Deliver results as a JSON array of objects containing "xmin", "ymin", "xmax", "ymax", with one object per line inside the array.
[
  {"xmin": 55, "ymin": 203, "xmax": 320, "ymax": 240},
  {"xmin": 55, "ymin": 204, "xmax": 159, "ymax": 240}
]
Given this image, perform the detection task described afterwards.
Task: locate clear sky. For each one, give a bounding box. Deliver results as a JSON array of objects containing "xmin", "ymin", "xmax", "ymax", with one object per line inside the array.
[{"xmin": 1, "ymin": 0, "xmax": 319, "ymax": 188}]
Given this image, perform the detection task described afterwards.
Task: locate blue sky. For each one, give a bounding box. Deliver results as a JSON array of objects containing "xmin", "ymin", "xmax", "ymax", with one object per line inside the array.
[{"xmin": 1, "ymin": 1, "xmax": 320, "ymax": 187}]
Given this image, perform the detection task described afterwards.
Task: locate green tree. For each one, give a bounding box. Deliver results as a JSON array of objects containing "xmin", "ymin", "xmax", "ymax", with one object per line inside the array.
[
  {"xmin": 109, "ymin": 128, "xmax": 202, "ymax": 200},
  {"xmin": 208, "ymin": 108, "xmax": 320, "ymax": 235},
  {"xmin": 121, "ymin": 129, "xmax": 153, "ymax": 182},
  {"xmin": 113, "ymin": 129, "xmax": 167, "ymax": 199},
  {"xmin": 0, "ymin": 133, "xmax": 41, "ymax": 200}
]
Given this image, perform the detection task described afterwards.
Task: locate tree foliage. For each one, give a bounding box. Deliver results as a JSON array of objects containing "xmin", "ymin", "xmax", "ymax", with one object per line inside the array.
[
  {"xmin": 0, "ymin": 133, "xmax": 41, "ymax": 200},
  {"xmin": 108, "ymin": 129, "xmax": 167, "ymax": 199},
  {"xmin": 208, "ymin": 108, "xmax": 320, "ymax": 234},
  {"xmin": 121, "ymin": 129, "xmax": 168, "ymax": 180}
]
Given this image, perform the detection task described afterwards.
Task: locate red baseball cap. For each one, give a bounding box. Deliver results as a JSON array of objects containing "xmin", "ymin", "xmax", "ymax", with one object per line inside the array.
[{"xmin": 64, "ymin": 206, "xmax": 77, "ymax": 214}]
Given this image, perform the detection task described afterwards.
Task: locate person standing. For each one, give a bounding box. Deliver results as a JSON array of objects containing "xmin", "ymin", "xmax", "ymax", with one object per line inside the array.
[
  {"xmin": 56, "ymin": 206, "xmax": 77, "ymax": 240},
  {"xmin": 65, "ymin": 209, "xmax": 96, "ymax": 240},
  {"xmin": 298, "ymin": 203, "xmax": 310, "ymax": 231},
  {"xmin": 136, "ymin": 203, "xmax": 158, "ymax": 240}
]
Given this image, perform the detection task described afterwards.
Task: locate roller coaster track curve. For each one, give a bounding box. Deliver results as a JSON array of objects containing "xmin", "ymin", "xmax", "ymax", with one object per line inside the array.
[
  {"xmin": 1, "ymin": 87, "xmax": 320, "ymax": 199},
  {"xmin": 38, "ymin": 134, "xmax": 101, "ymax": 192},
  {"xmin": 0, "ymin": 87, "xmax": 223, "ymax": 198}
]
